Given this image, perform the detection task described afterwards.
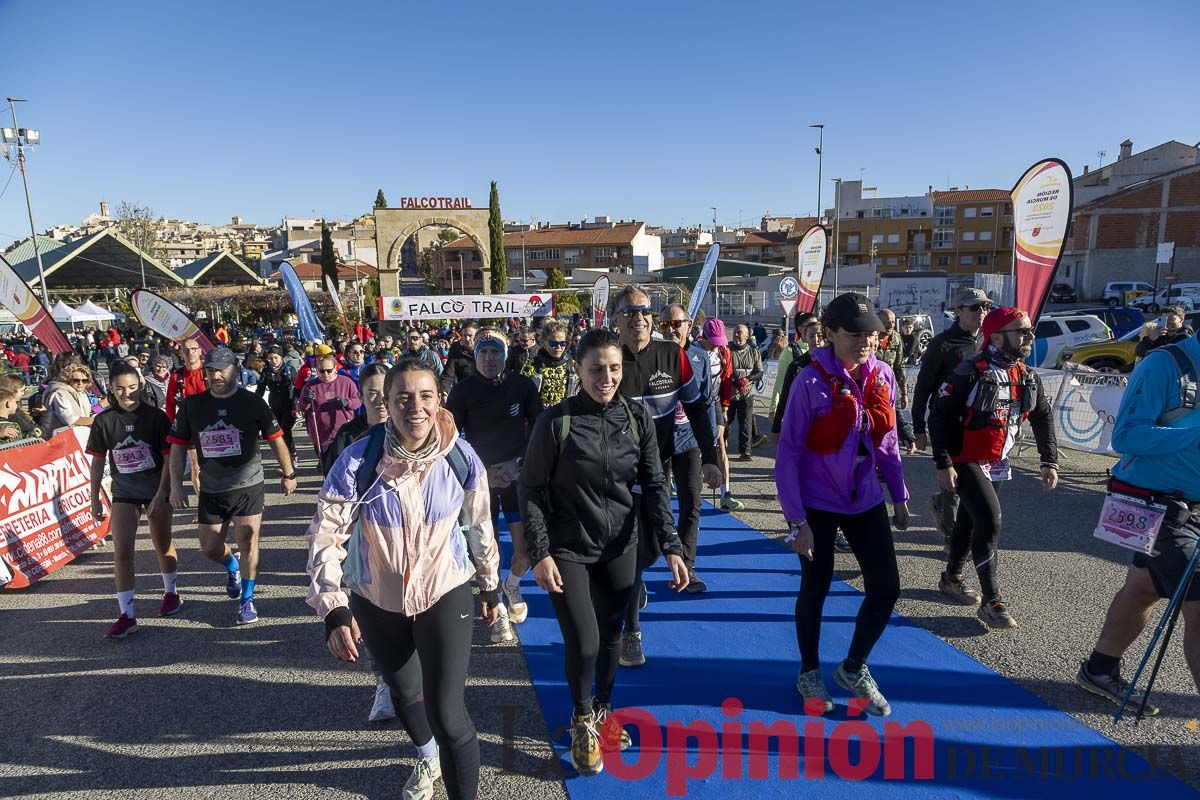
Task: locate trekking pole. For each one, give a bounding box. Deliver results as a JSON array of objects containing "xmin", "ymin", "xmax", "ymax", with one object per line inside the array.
[
  {"xmin": 1116, "ymin": 536, "xmax": 1200, "ymax": 723},
  {"xmin": 1134, "ymin": 569, "xmax": 1194, "ymax": 723}
]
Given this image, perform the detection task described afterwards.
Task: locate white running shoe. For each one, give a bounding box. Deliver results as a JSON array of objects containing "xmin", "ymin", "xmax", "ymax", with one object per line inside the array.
[
  {"xmin": 368, "ymin": 678, "xmax": 397, "ymax": 722},
  {"xmin": 504, "ymin": 579, "xmax": 528, "ymax": 624},
  {"xmin": 490, "ymin": 610, "xmax": 515, "ymax": 643},
  {"xmin": 402, "ymin": 752, "xmax": 442, "ymax": 799}
]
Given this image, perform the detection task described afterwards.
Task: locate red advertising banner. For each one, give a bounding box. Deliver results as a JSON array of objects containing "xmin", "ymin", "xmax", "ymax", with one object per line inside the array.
[
  {"xmin": 796, "ymin": 225, "xmax": 828, "ymax": 315},
  {"xmin": 0, "ymin": 432, "xmax": 111, "ymax": 590},
  {"xmin": 131, "ymin": 289, "xmax": 216, "ymax": 352},
  {"xmin": 0, "ymin": 253, "xmax": 75, "ymax": 356},
  {"xmin": 1011, "ymin": 158, "xmax": 1074, "ymax": 323}
]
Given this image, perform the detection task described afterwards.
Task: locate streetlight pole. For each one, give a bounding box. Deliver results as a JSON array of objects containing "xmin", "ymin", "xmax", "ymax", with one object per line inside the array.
[
  {"xmin": 810, "ymin": 124, "xmax": 824, "ymax": 221},
  {"xmin": 4, "ymin": 98, "xmax": 49, "ymax": 305},
  {"xmin": 711, "ymin": 207, "xmax": 719, "ymax": 318},
  {"xmin": 521, "ymin": 227, "xmax": 527, "ymax": 291},
  {"xmin": 458, "ymin": 250, "xmax": 465, "ymax": 295},
  {"xmin": 831, "ymin": 178, "xmax": 842, "ymax": 296}
]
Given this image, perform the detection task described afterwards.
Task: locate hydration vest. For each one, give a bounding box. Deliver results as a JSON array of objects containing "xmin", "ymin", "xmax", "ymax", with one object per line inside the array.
[
  {"xmin": 954, "ymin": 356, "xmax": 1037, "ymax": 464},
  {"xmin": 805, "ymin": 360, "xmax": 895, "ymax": 455}
]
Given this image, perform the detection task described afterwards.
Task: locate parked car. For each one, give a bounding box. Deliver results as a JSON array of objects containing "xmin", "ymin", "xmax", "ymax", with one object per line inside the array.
[
  {"xmin": 1048, "ymin": 306, "xmax": 1144, "ymax": 339},
  {"xmin": 1127, "ymin": 285, "xmax": 1200, "ymax": 313},
  {"xmin": 899, "ymin": 313, "xmax": 935, "ymax": 349},
  {"xmin": 1029, "ymin": 313, "xmax": 1111, "ymax": 368},
  {"xmin": 1057, "ymin": 310, "xmax": 1200, "ymax": 372},
  {"xmin": 1048, "ymin": 283, "xmax": 1077, "ymax": 303},
  {"xmin": 1102, "ymin": 281, "xmax": 1155, "ymax": 307}
]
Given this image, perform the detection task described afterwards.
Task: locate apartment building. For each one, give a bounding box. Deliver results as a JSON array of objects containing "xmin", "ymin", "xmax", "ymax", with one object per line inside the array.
[
  {"xmin": 434, "ymin": 218, "xmax": 663, "ymax": 292},
  {"xmin": 826, "ymin": 180, "xmax": 935, "ymax": 272},
  {"xmin": 929, "ymin": 190, "xmax": 1014, "ymax": 274}
]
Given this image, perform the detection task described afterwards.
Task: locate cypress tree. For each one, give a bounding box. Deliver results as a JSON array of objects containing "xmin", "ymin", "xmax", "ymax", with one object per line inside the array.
[
  {"xmin": 374, "ymin": 189, "xmax": 388, "ymax": 209},
  {"xmin": 488, "ymin": 181, "xmax": 508, "ymax": 294},
  {"xmin": 320, "ymin": 220, "xmax": 338, "ymax": 292}
]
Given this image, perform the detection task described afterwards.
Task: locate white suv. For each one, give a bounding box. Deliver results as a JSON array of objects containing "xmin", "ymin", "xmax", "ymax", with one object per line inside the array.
[
  {"xmin": 1127, "ymin": 285, "xmax": 1200, "ymax": 313},
  {"xmin": 1031, "ymin": 312, "xmax": 1112, "ymax": 368},
  {"xmin": 1102, "ymin": 281, "xmax": 1154, "ymax": 307}
]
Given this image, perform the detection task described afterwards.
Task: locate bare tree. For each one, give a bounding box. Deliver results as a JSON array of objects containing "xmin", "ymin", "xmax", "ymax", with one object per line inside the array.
[{"xmin": 115, "ymin": 202, "xmax": 162, "ymax": 261}]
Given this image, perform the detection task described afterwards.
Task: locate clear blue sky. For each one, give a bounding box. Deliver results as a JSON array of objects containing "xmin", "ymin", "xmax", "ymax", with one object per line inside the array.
[{"xmin": 1, "ymin": 0, "xmax": 1197, "ymax": 248}]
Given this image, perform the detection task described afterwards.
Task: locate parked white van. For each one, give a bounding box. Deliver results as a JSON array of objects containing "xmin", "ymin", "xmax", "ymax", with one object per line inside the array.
[{"xmin": 1102, "ymin": 281, "xmax": 1154, "ymax": 307}]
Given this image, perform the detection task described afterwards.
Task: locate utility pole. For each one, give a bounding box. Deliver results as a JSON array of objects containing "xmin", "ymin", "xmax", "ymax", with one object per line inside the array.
[
  {"xmin": 832, "ymin": 178, "xmax": 842, "ymax": 296},
  {"xmin": 3, "ymin": 98, "xmax": 49, "ymax": 305},
  {"xmin": 711, "ymin": 207, "xmax": 719, "ymax": 318},
  {"xmin": 811, "ymin": 124, "xmax": 824, "ymax": 221}
]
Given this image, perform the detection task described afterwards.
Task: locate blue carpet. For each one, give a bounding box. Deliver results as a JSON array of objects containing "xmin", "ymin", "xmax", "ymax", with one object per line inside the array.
[{"xmin": 500, "ymin": 503, "xmax": 1198, "ymax": 799}]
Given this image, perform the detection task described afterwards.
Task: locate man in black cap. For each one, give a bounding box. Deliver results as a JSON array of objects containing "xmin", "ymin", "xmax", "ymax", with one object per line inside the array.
[
  {"xmin": 910, "ymin": 287, "xmax": 991, "ymax": 545},
  {"xmin": 168, "ymin": 347, "xmax": 295, "ymax": 626}
]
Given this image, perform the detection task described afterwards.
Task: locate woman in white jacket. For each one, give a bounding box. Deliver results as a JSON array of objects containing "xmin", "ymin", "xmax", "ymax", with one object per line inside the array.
[{"xmin": 306, "ymin": 359, "xmax": 500, "ymax": 800}]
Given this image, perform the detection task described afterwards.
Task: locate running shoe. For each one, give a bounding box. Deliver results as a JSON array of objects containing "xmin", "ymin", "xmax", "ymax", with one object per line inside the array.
[
  {"xmin": 159, "ymin": 592, "xmax": 182, "ymax": 617},
  {"xmin": 937, "ymin": 573, "xmax": 981, "ymax": 606},
  {"xmin": 225, "ymin": 568, "xmax": 242, "ymax": 599},
  {"xmin": 503, "ymin": 581, "xmax": 528, "ymax": 624},
  {"xmin": 569, "ymin": 711, "xmax": 603, "ymax": 776},
  {"xmin": 490, "ymin": 613, "xmax": 514, "ymax": 644},
  {"xmin": 796, "ymin": 668, "xmax": 834, "ymax": 715},
  {"xmin": 834, "ymin": 663, "xmax": 891, "ymax": 717},
  {"xmin": 978, "ymin": 599, "xmax": 1017, "ymax": 629},
  {"xmin": 720, "ymin": 492, "xmax": 745, "ymax": 512},
  {"xmin": 402, "ymin": 752, "xmax": 443, "ymax": 799},
  {"xmin": 834, "ymin": 532, "xmax": 852, "ymax": 553},
  {"xmin": 637, "ymin": 581, "xmax": 648, "ymax": 610},
  {"xmin": 237, "ymin": 599, "xmax": 259, "ymax": 625},
  {"xmin": 368, "ymin": 678, "xmax": 397, "ymax": 723},
  {"xmin": 593, "ymin": 702, "xmax": 632, "ymax": 751},
  {"xmin": 105, "ymin": 613, "xmax": 139, "ymax": 639},
  {"xmin": 619, "ymin": 631, "xmax": 645, "ymax": 667},
  {"xmin": 737, "ymin": 452, "xmax": 753, "ymax": 462},
  {"xmin": 1075, "ymin": 660, "xmax": 1160, "ymax": 717},
  {"xmin": 685, "ymin": 570, "xmax": 707, "ymax": 594}
]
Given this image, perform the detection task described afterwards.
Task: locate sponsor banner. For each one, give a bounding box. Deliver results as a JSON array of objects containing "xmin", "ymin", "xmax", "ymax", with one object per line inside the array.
[
  {"xmin": 324, "ymin": 274, "xmax": 351, "ymax": 334},
  {"xmin": 592, "ymin": 275, "xmax": 610, "ymax": 328},
  {"xmin": 379, "ymin": 293, "xmax": 555, "ymax": 321},
  {"xmin": 0, "ymin": 431, "xmax": 111, "ymax": 589},
  {"xmin": 0, "ymin": 253, "xmax": 75, "ymax": 356},
  {"xmin": 1012, "ymin": 159, "xmax": 1073, "ymax": 322},
  {"xmin": 686, "ymin": 244, "xmax": 720, "ymax": 320},
  {"xmin": 131, "ymin": 290, "xmax": 215, "ymax": 351},
  {"xmin": 796, "ymin": 225, "xmax": 828, "ymax": 315},
  {"xmin": 279, "ymin": 261, "xmax": 325, "ymax": 344}
]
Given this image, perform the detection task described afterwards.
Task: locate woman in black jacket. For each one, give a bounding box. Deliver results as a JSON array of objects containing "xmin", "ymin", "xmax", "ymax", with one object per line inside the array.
[{"xmin": 519, "ymin": 328, "xmax": 688, "ymax": 777}]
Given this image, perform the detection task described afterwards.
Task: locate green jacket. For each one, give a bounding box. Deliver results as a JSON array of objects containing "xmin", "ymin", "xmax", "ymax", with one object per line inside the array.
[{"xmin": 877, "ymin": 331, "xmax": 907, "ymax": 407}]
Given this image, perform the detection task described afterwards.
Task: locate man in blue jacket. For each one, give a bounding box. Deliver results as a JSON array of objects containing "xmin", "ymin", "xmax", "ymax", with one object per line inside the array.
[{"xmin": 1077, "ymin": 329, "xmax": 1200, "ymax": 715}]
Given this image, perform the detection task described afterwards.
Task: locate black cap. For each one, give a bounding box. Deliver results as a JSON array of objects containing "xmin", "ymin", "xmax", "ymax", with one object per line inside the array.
[
  {"xmin": 267, "ymin": 344, "xmax": 283, "ymax": 355},
  {"xmin": 822, "ymin": 292, "xmax": 886, "ymax": 334},
  {"xmin": 203, "ymin": 347, "xmax": 238, "ymax": 370}
]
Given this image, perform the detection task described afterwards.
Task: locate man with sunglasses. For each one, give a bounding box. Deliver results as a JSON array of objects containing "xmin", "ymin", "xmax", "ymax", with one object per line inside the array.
[
  {"xmin": 612, "ymin": 286, "xmax": 722, "ymax": 667},
  {"xmin": 342, "ymin": 342, "xmax": 368, "ymax": 387},
  {"xmin": 911, "ymin": 288, "xmax": 991, "ymax": 544},
  {"xmin": 928, "ymin": 307, "xmax": 1057, "ymax": 629},
  {"xmin": 296, "ymin": 353, "xmax": 362, "ymax": 474},
  {"xmin": 404, "ymin": 328, "xmax": 444, "ymax": 377}
]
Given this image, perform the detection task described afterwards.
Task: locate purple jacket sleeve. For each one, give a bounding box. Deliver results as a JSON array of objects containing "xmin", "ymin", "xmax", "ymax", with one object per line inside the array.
[
  {"xmin": 774, "ymin": 369, "xmax": 814, "ymax": 523},
  {"xmin": 873, "ymin": 363, "xmax": 910, "ymax": 506}
]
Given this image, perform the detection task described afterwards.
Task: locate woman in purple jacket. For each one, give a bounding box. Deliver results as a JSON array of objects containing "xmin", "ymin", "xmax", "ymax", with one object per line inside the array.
[
  {"xmin": 296, "ymin": 352, "xmax": 362, "ymax": 474},
  {"xmin": 775, "ymin": 292, "xmax": 910, "ymax": 718}
]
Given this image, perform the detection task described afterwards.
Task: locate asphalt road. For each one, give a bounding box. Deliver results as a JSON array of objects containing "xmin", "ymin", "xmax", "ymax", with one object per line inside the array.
[{"xmin": 3, "ymin": 423, "xmax": 1200, "ymax": 797}]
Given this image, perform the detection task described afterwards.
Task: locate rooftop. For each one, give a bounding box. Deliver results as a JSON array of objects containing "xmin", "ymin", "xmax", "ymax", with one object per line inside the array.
[
  {"xmin": 931, "ymin": 189, "xmax": 1010, "ymax": 204},
  {"xmin": 441, "ymin": 221, "xmax": 646, "ymax": 250}
]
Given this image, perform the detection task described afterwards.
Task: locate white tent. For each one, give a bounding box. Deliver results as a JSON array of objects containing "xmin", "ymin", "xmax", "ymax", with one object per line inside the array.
[
  {"xmin": 75, "ymin": 300, "xmax": 116, "ymax": 320},
  {"xmin": 51, "ymin": 300, "xmax": 86, "ymax": 324}
]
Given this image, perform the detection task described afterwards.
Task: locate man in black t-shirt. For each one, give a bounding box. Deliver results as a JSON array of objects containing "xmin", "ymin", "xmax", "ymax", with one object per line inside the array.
[
  {"xmin": 168, "ymin": 347, "xmax": 295, "ymax": 626},
  {"xmin": 446, "ymin": 330, "xmax": 541, "ymax": 644}
]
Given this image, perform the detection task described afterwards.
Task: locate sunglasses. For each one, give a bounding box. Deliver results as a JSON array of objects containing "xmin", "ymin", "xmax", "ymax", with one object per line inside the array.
[
  {"xmin": 658, "ymin": 319, "xmax": 690, "ymax": 330},
  {"xmin": 547, "ymin": 340, "xmax": 568, "ymax": 348},
  {"xmin": 962, "ymin": 303, "xmax": 993, "ymax": 313},
  {"xmin": 617, "ymin": 305, "xmax": 653, "ymax": 319},
  {"xmin": 1004, "ymin": 327, "xmax": 1035, "ymax": 339},
  {"xmin": 318, "ymin": 368, "xmax": 337, "ymax": 374}
]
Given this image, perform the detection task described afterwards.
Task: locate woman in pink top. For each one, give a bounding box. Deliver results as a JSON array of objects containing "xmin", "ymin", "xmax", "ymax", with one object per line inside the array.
[
  {"xmin": 306, "ymin": 359, "xmax": 500, "ymax": 800},
  {"xmin": 295, "ymin": 352, "xmax": 361, "ymax": 473}
]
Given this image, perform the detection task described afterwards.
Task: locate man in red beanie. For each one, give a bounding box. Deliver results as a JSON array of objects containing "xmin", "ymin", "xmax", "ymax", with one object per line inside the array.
[{"xmin": 927, "ymin": 307, "xmax": 1059, "ymax": 629}]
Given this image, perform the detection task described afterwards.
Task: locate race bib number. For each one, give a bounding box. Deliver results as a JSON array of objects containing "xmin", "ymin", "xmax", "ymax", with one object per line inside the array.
[
  {"xmin": 199, "ymin": 428, "xmax": 242, "ymax": 459},
  {"xmin": 113, "ymin": 443, "xmax": 155, "ymax": 474},
  {"xmin": 1093, "ymin": 493, "xmax": 1165, "ymax": 555},
  {"xmin": 982, "ymin": 459, "xmax": 1012, "ymax": 482}
]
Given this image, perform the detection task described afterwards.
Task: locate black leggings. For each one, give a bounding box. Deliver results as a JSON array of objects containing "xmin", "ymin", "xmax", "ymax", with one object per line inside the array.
[
  {"xmin": 670, "ymin": 448, "xmax": 702, "ymax": 568},
  {"xmin": 550, "ymin": 546, "xmax": 638, "ymax": 717},
  {"xmin": 947, "ymin": 463, "xmax": 1004, "ymax": 602},
  {"xmin": 796, "ymin": 503, "xmax": 900, "ymax": 672},
  {"xmin": 350, "ymin": 584, "xmax": 479, "ymax": 800}
]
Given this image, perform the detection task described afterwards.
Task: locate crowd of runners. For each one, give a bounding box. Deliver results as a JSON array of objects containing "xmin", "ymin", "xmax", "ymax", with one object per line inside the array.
[{"xmin": 25, "ymin": 284, "xmax": 1199, "ymax": 798}]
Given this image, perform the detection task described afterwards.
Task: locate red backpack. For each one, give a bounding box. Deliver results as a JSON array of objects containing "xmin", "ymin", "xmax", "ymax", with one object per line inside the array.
[{"xmin": 805, "ymin": 360, "xmax": 896, "ymax": 455}]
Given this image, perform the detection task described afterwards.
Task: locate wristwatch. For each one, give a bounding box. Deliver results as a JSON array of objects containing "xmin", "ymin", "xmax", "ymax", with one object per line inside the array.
[{"xmin": 282, "ymin": 471, "xmax": 297, "ymax": 480}]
